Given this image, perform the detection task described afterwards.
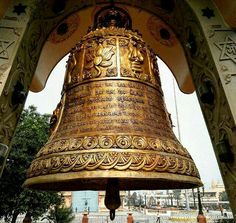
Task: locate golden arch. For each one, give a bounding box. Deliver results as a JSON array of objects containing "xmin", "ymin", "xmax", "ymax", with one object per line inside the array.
[{"xmin": 31, "ymin": 3, "xmax": 194, "ymax": 94}]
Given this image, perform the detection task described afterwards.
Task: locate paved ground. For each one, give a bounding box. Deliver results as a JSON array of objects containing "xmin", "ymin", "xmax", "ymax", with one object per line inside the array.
[
  {"xmin": 70, "ymin": 210, "xmax": 233, "ymax": 223},
  {"xmin": 1, "ymin": 209, "xmax": 233, "ymax": 223}
]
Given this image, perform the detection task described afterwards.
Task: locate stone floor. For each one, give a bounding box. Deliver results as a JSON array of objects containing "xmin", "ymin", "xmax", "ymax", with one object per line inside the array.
[{"xmin": 1, "ymin": 210, "xmax": 233, "ymax": 223}]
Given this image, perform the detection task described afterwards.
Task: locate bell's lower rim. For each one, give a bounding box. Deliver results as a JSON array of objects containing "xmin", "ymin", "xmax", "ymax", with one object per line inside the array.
[{"xmin": 24, "ymin": 170, "xmax": 202, "ymax": 191}]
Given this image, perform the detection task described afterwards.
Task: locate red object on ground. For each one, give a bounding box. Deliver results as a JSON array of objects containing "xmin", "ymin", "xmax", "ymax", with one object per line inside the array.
[
  {"xmin": 197, "ymin": 214, "xmax": 207, "ymax": 223},
  {"xmin": 127, "ymin": 213, "xmax": 133, "ymax": 223},
  {"xmin": 82, "ymin": 213, "xmax": 89, "ymax": 223}
]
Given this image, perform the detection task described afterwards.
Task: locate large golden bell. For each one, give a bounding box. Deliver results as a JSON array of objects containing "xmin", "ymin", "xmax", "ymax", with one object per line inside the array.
[
  {"xmin": 24, "ymin": 6, "xmax": 202, "ymax": 218},
  {"xmin": 25, "ymin": 25, "xmax": 201, "ymax": 189}
]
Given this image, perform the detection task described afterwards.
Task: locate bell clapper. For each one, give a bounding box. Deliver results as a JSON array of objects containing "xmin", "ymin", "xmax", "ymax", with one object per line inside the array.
[
  {"xmin": 109, "ymin": 209, "xmax": 116, "ymax": 221},
  {"xmin": 104, "ymin": 179, "xmax": 121, "ymax": 220}
]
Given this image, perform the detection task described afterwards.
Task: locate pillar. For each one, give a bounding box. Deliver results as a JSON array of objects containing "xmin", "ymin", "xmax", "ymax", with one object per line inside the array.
[
  {"xmin": 127, "ymin": 213, "xmax": 133, "ymax": 223},
  {"xmin": 0, "ymin": 0, "xmax": 32, "ymax": 176},
  {"xmin": 82, "ymin": 213, "xmax": 88, "ymax": 223},
  {"xmin": 184, "ymin": 0, "xmax": 236, "ymax": 218},
  {"xmin": 197, "ymin": 214, "xmax": 207, "ymax": 223}
]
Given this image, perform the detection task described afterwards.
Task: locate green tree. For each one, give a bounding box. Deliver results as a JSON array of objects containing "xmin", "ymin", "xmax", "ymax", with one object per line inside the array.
[
  {"xmin": 130, "ymin": 192, "xmax": 138, "ymax": 206},
  {"xmin": 173, "ymin": 189, "xmax": 181, "ymax": 208},
  {"xmin": 0, "ymin": 106, "xmax": 63, "ymax": 223},
  {"xmin": 42, "ymin": 206, "xmax": 75, "ymax": 223},
  {"xmin": 219, "ymin": 191, "xmax": 228, "ymax": 201}
]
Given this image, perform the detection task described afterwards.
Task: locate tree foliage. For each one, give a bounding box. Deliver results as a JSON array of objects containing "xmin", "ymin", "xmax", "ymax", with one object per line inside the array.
[
  {"xmin": 42, "ymin": 206, "xmax": 75, "ymax": 223},
  {"xmin": 173, "ymin": 189, "xmax": 181, "ymax": 207},
  {"xmin": 129, "ymin": 192, "xmax": 138, "ymax": 206},
  {"xmin": 0, "ymin": 106, "xmax": 63, "ymax": 223},
  {"xmin": 219, "ymin": 191, "xmax": 228, "ymax": 201},
  {"xmin": 128, "ymin": 192, "xmax": 145, "ymax": 207}
]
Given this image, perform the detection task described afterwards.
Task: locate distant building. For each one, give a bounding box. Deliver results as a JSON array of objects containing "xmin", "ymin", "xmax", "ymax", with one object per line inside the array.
[
  {"xmin": 126, "ymin": 190, "xmax": 171, "ymax": 208},
  {"xmin": 72, "ymin": 191, "xmax": 99, "ymax": 212},
  {"xmin": 61, "ymin": 190, "xmax": 127, "ymax": 212},
  {"xmin": 187, "ymin": 180, "xmax": 229, "ymax": 209},
  {"xmin": 62, "ymin": 182, "xmax": 228, "ymax": 212},
  {"xmin": 123, "ymin": 181, "xmax": 229, "ymax": 210},
  {"xmin": 61, "ymin": 191, "xmax": 72, "ymax": 208}
]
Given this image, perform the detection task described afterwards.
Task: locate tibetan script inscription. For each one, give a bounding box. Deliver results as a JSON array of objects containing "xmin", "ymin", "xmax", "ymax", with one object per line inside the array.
[{"xmin": 55, "ymin": 80, "xmax": 174, "ymax": 140}]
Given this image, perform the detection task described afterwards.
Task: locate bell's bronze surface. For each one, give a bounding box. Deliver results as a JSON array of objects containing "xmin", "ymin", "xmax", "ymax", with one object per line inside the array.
[
  {"xmin": 25, "ymin": 8, "xmax": 203, "ymax": 217},
  {"xmin": 24, "ymin": 25, "xmax": 202, "ymax": 191}
]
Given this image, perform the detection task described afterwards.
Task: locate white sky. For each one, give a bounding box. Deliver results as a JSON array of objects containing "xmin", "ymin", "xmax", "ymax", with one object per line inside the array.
[{"xmin": 25, "ymin": 56, "xmax": 223, "ymax": 189}]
